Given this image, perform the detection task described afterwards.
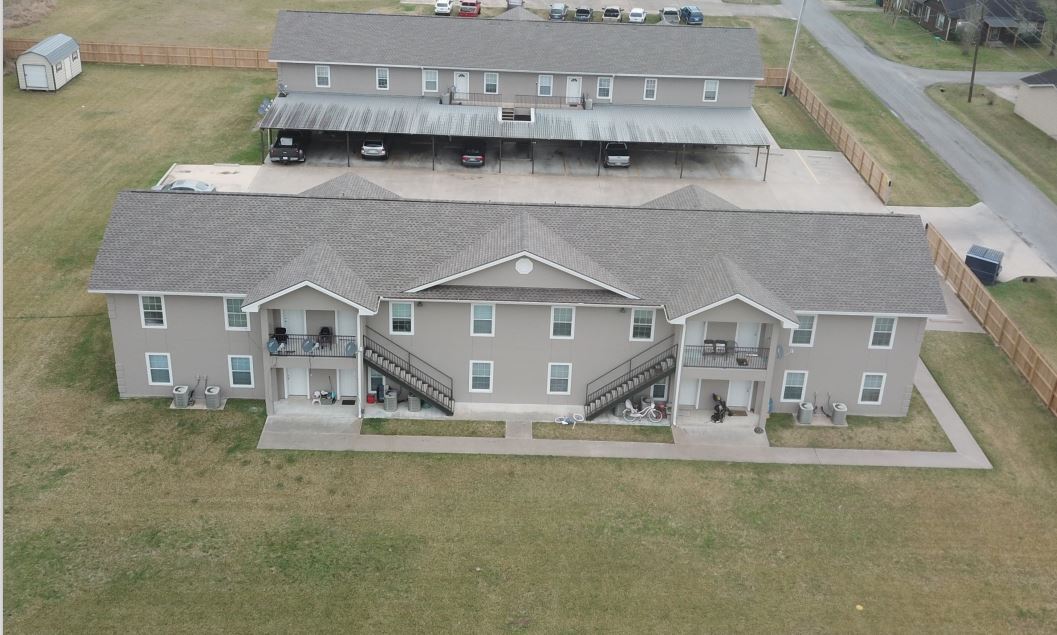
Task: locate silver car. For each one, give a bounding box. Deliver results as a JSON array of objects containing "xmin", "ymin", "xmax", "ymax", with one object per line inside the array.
[
  {"xmin": 602, "ymin": 6, "xmax": 622, "ymax": 22},
  {"xmin": 603, "ymin": 142, "xmax": 630, "ymax": 168},
  {"xmin": 361, "ymin": 137, "xmax": 388, "ymax": 160},
  {"xmin": 661, "ymin": 7, "xmax": 679, "ymax": 23},
  {"xmin": 158, "ymin": 179, "xmax": 216, "ymax": 192}
]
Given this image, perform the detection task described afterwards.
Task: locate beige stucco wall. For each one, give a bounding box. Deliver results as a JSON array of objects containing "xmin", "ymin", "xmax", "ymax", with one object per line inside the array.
[{"xmin": 1014, "ymin": 85, "xmax": 1057, "ymax": 140}]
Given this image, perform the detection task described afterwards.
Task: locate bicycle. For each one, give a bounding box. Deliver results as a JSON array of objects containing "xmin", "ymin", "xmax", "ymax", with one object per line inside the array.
[{"xmin": 622, "ymin": 398, "xmax": 663, "ymax": 423}]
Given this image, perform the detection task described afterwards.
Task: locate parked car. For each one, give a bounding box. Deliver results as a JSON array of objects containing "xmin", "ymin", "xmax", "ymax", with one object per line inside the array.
[
  {"xmin": 506, "ymin": 0, "xmax": 524, "ymax": 6},
  {"xmin": 628, "ymin": 7, "xmax": 646, "ymax": 22},
  {"xmin": 603, "ymin": 142, "xmax": 630, "ymax": 168},
  {"xmin": 458, "ymin": 0, "xmax": 481, "ymax": 17},
  {"xmin": 269, "ymin": 130, "xmax": 307, "ymax": 163},
  {"xmin": 460, "ymin": 145, "xmax": 486, "ymax": 167},
  {"xmin": 574, "ymin": 6, "xmax": 593, "ymax": 21},
  {"xmin": 680, "ymin": 5, "xmax": 703, "ymax": 24},
  {"xmin": 435, "ymin": 0, "xmax": 453, "ymax": 15},
  {"xmin": 361, "ymin": 137, "xmax": 388, "ymax": 160},
  {"xmin": 549, "ymin": 2, "xmax": 567, "ymax": 19},
  {"xmin": 158, "ymin": 179, "xmax": 216, "ymax": 192},
  {"xmin": 602, "ymin": 6, "xmax": 622, "ymax": 22},
  {"xmin": 661, "ymin": 7, "xmax": 680, "ymax": 23}
]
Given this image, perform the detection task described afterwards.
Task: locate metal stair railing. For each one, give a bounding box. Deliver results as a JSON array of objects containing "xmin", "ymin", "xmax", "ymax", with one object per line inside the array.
[
  {"xmin": 584, "ymin": 334, "xmax": 677, "ymax": 411},
  {"xmin": 361, "ymin": 327, "xmax": 454, "ymax": 410}
]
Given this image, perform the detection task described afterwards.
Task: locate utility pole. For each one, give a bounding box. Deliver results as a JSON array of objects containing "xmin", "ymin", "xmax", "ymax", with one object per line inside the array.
[
  {"xmin": 968, "ymin": 0, "xmax": 983, "ymax": 103},
  {"xmin": 783, "ymin": 0, "xmax": 808, "ymax": 97}
]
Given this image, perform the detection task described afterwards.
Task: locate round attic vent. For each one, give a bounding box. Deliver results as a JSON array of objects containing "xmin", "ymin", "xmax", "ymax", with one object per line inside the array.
[{"xmin": 515, "ymin": 257, "xmax": 534, "ymax": 274}]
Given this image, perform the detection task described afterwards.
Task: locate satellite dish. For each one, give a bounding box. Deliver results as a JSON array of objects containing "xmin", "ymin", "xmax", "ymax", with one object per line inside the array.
[{"xmin": 277, "ymin": 82, "xmax": 289, "ymax": 97}]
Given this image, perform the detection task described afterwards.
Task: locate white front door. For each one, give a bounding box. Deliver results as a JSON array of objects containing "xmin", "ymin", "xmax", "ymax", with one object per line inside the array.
[
  {"xmin": 281, "ymin": 309, "xmax": 306, "ymax": 334},
  {"xmin": 678, "ymin": 378, "xmax": 699, "ymax": 407},
  {"xmin": 338, "ymin": 368, "xmax": 358, "ymax": 398},
  {"xmin": 286, "ymin": 368, "xmax": 309, "ymax": 396},
  {"xmin": 454, "ymin": 71, "xmax": 469, "ymax": 94},
  {"xmin": 727, "ymin": 380, "xmax": 753, "ymax": 409},
  {"xmin": 734, "ymin": 322, "xmax": 762, "ymax": 349},
  {"xmin": 566, "ymin": 76, "xmax": 582, "ymax": 104}
]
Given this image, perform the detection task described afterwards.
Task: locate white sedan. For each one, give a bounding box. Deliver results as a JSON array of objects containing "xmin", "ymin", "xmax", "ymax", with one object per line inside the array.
[{"xmin": 628, "ymin": 7, "xmax": 646, "ymax": 22}]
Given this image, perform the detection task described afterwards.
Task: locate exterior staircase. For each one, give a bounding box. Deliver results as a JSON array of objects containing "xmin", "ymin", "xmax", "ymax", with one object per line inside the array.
[
  {"xmin": 584, "ymin": 334, "xmax": 678, "ymax": 420},
  {"xmin": 361, "ymin": 327, "xmax": 454, "ymax": 415}
]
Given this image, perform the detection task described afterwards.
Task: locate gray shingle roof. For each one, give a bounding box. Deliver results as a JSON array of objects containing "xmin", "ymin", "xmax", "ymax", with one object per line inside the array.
[
  {"xmin": 493, "ymin": 6, "xmax": 544, "ymax": 20},
  {"xmin": 269, "ymin": 11, "xmax": 764, "ymax": 79},
  {"xmin": 666, "ymin": 256, "xmax": 796, "ymax": 322},
  {"xmin": 642, "ymin": 185, "xmax": 739, "ymax": 210},
  {"xmin": 390, "ymin": 285, "xmax": 640, "ymax": 305},
  {"xmin": 23, "ymin": 33, "xmax": 78, "ymax": 64},
  {"xmin": 298, "ymin": 173, "xmax": 399, "ymax": 199},
  {"xmin": 1022, "ymin": 68, "xmax": 1057, "ymax": 87},
  {"xmin": 243, "ymin": 242, "xmax": 378, "ymax": 311},
  {"xmin": 89, "ymin": 192, "xmax": 948, "ymax": 318}
]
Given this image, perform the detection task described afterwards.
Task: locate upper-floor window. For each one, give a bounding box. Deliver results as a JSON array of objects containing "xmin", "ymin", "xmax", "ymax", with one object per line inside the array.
[
  {"xmin": 484, "ymin": 72, "xmax": 499, "ymax": 94},
  {"xmin": 225, "ymin": 297, "xmax": 249, "ymax": 331},
  {"xmin": 538, "ymin": 74, "xmax": 553, "ymax": 97},
  {"xmin": 597, "ymin": 76, "xmax": 612, "ymax": 100},
  {"xmin": 859, "ymin": 373, "xmax": 886, "ymax": 404},
  {"xmin": 146, "ymin": 352, "xmax": 172, "ymax": 386},
  {"xmin": 643, "ymin": 78, "xmax": 657, "ymax": 101},
  {"xmin": 781, "ymin": 370, "xmax": 808, "ymax": 402},
  {"xmin": 702, "ymin": 79, "xmax": 719, "ymax": 102},
  {"xmin": 315, "ymin": 65, "xmax": 330, "ymax": 88},
  {"xmin": 869, "ymin": 316, "xmax": 897, "ymax": 349},
  {"xmin": 390, "ymin": 301, "xmax": 413, "ymax": 334},
  {"xmin": 790, "ymin": 314, "xmax": 815, "ymax": 347},
  {"xmin": 551, "ymin": 306, "xmax": 575, "ymax": 339},
  {"xmin": 228, "ymin": 355, "xmax": 254, "ymax": 388},
  {"xmin": 469, "ymin": 360, "xmax": 493, "ymax": 393},
  {"xmin": 140, "ymin": 295, "xmax": 166, "ymax": 328},
  {"xmin": 376, "ymin": 67, "xmax": 389, "ymax": 91},
  {"xmin": 630, "ymin": 308, "xmax": 655, "ymax": 341},
  {"xmin": 471, "ymin": 303, "xmax": 494, "ymax": 336},
  {"xmin": 422, "ymin": 69, "xmax": 439, "ymax": 92}
]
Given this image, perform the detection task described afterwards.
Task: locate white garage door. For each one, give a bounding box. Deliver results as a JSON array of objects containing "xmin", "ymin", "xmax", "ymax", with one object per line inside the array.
[{"xmin": 23, "ymin": 64, "xmax": 48, "ymax": 89}]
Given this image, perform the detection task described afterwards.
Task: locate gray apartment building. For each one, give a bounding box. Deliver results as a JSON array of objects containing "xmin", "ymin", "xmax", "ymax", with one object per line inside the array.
[{"xmin": 88, "ymin": 181, "xmax": 947, "ymax": 429}]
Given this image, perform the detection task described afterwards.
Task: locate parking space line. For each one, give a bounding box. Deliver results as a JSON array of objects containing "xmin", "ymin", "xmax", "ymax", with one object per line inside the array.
[{"xmin": 795, "ymin": 150, "xmax": 820, "ymax": 185}]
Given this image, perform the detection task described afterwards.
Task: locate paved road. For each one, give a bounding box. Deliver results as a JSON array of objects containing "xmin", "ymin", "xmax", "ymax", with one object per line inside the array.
[{"xmin": 781, "ymin": 0, "xmax": 1057, "ymax": 271}]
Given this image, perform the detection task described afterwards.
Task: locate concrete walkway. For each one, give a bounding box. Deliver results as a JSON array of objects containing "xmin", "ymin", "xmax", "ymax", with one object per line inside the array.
[{"xmin": 258, "ymin": 361, "xmax": 992, "ymax": 470}]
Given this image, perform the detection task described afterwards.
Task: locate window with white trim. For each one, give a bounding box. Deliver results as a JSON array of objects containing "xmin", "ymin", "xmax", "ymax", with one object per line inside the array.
[
  {"xmin": 315, "ymin": 65, "xmax": 331, "ymax": 88},
  {"xmin": 484, "ymin": 72, "xmax": 499, "ymax": 94},
  {"xmin": 470, "ymin": 360, "xmax": 493, "ymax": 393},
  {"xmin": 146, "ymin": 353, "xmax": 172, "ymax": 386},
  {"xmin": 72, "ymin": 50, "xmax": 79, "ymax": 62},
  {"xmin": 651, "ymin": 380, "xmax": 667, "ymax": 400},
  {"xmin": 596, "ymin": 76, "xmax": 612, "ymax": 100},
  {"xmin": 548, "ymin": 363, "xmax": 572, "ymax": 395},
  {"xmin": 936, "ymin": 13, "xmax": 946, "ymax": 29},
  {"xmin": 781, "ymin": 371, "xmax": 808, "ymax": 402},
  {"xmin": 869, "ymin": 316, "xmax": 897, "ymax": 349},
  {"xmin": 471, "ymin": 303, "xmax": 494, "ymax": 336},
  {"xmin": 551, "ymin": 306, "xmax": 574, "ymax": 339},
  {"xmin": 630, "ymin": 308, "xmax": 655, "ymax": 341},
  {"xmin": 702, "ymin": 79, "xmax": 719, "ymax": 102},
  {"xmin": 422, "ymin": 69, "xmax": 439, "ymax": 92},
  {"xmin": 140, "ymin": 295, "xmax": 166, "ymax": 328},
  {"xmin": 376, "ymin": 67, "xmax": 389, "ymax": 90},
  {"xmin": 229, "ymin": 355, "xmax": 254, "ymax": 388},
  {"xmin": 390, "ymin": 302, "xmax": 413, "ymax": 334},
  {"xmin": 538, "ymin": 74, "xmax": 553, "ymax": 97},
  {"xmin": 859, "ymin": 373, "xmax": 886, "ymax": 404},
  {"xmin": 643, "ymin": 78, "xmax": 657, "ymax": 100},
  {"xmin": 225, "ymin": 297, "xmax": 249, "ymax": 330},
  {"xmin": 790, "ymin": 314, "xmax": 815, "ymax": 347}
]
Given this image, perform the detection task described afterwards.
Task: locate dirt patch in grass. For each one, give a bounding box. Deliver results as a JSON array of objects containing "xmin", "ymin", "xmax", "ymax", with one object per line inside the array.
[
  {"xmin": 3, "ymin": 0, "xmax": 56, "ymax": 29},
  {"xmin": 533, "ymin": 422, "xmax": 674, "ymax": 443},
  {"xmin": 988, "ymin": 277, "xmax": 1057, "ymax": 370},
  {"xmin": 360, "ymin": 418, "xmax": 506, "ymax": 437},
  {"xmin": 767, "ymin": 390, "xmax": 954, "ymax": 451}
]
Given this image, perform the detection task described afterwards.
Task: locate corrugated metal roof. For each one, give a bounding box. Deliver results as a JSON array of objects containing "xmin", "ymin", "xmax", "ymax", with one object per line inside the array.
[
  {"xmin": 260, "ymin": 93, "xmax": 770, "ymax": 146},
  {"xmin": 24, "ymin": 33, "xmax": 78, "ymax": 64}
]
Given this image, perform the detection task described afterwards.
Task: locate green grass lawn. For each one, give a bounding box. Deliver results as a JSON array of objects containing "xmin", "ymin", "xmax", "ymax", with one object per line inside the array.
[
  {"xmin": 753, "ymin": 86, "xmax": 836, "ymax": 150},
  {"xmin": 361, "ymin": 418, "xmax": 506, "ymax": 437},
  {"xmin": 767, "ymin": 390, "xmax": 954, "ymax": 451},
  {"xmin": 532, "ymin": 422, "xmax": 675, "ymax": 443},
  {"xmin": 988, "ymin": 277, "xmax": 1057, "ymax": 369},
  {"xmin": 927, "ymin": 83, "xmax": 1057, "ymax": 206}
]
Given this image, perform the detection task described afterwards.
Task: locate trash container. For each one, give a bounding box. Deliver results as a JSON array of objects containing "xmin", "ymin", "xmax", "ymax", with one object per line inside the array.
[
  {"xmin": 205, "ymin": 385, "xmax": 222, "ymax": 410},
  {"xmin": 408, "ymin": 395, "xmax": 421, "ymax": 412},
  {"xmin": 384, "ymin": 389, "xmax": 398, "ymax": 413},
  {"xmin": 797, "ymin": 402, "xmax": 813, "ymax": 425},
  {"xmin": 173, "ymin": 385, "xmax": 191, "ymax": 408},
  {"xmin": 965, "ymin": 244, "xmax": 1004, "ymax": 285},
  {"xmin": 831, "ymin": 402, "xmax": 848, "ymax": 426}
]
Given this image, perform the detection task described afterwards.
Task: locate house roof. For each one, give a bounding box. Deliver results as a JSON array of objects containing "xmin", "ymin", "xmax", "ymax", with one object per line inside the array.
[
  {"xmin": 269, "ymin": 11, "xmax": 764, "ymax": 79},
  {"xmin": 1022, "ymin": 68, "xmax": 1057, "ymax": 86},
  {"xmin": 298, "ymin": 173, "xmax": 399, "ymax": 199},
  {"xmin": 641, "ymin": 185, "xmax": 740, "ymax": 210},
  {"xmin": 90, "ymin": 192, "xmax": 948, "ymax": 319},
  {"xmin": 666, "ymin": 256, "xmax": 797, "ymax": 323},
  {"xmin": 242, "ymin": 242, "xmax": 378, "ymax": 312},
  {"xmin": 938, "ymin": 0, "xmax": 1045, "ymax": 21},
  {"xmin": 493, "ymin": 6, "xmax": 544, "ymax": 20},
  {"xmin": 22, "ymin": 33, "xmax": 78, "ymax": 64}
]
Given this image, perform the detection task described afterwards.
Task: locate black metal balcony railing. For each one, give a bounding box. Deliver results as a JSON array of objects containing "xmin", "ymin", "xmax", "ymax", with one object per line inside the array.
[
  {"xmin": 683, "ymin": 345, "xmax": 768, "ymax": 370},
  {"xmin": 268, "ymin": 333, "xmax": 357, "ymax": 357}
]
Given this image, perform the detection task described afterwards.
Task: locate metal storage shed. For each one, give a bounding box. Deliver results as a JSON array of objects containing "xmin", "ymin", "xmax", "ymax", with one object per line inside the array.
[{"xmin": 16, "ymin": 34, "xmax": 82, "ymax": 92}]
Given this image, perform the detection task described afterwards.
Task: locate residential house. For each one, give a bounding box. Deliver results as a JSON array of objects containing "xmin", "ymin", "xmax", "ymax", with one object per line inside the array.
[
  {"xmin": 1014, "ymin": 68, "xmax": 1057, "ymax": 139},
  {"xmin": 907, "ymin": 0, "xmax": 1047, "ymax": 44}
]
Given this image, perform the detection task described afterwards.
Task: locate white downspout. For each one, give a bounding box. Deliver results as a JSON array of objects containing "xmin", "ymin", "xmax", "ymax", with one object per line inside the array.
[
  {"xmin": 671, "ymin": 323, "xmax": 686, "ymax": 426},
  {"xmin": 356, "ymin": 313, "xmax": 365, "ymax": 419}
]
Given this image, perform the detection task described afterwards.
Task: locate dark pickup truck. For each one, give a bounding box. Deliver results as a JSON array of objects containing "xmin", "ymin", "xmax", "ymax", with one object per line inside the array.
[{"xmin": 269, "ymin": 130, "xmax": 307, "ymax": 163}]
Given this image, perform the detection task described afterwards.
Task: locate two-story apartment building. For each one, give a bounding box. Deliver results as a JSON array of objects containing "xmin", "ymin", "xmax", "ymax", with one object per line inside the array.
[{"xmin": 89, "ymin": 181, "xmax": 947, "ymax": 429}]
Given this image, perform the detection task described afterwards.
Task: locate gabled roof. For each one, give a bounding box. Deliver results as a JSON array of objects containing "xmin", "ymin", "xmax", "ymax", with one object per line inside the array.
[
  {"xmin": 23, "ymin": 33, "xmax": 78, "ymax": 64},
  {"xmin": 241, "ymin": 242, "xmax": 377, "ymax": 313},
  {"xmin": 642, "ymin": 185, "xmax": 740, "ymax": 210},
  {"xmin": 298, "ymin": 173, "xmax": 399, "ymax": 199},
  {"xmin": 1022, "ymin": 68, "xmax": 1057, "ymax": 87},
  {"xmin": 938, "ymin": 0, "xmax": 1045, "ymax": 21},
  {"xmin": 666, "ymin": 256, "xmax": 798, "ymax": 325},
  {"xmin": 493, "ymin": 6, "xmax": 544, "ymax": 20}
]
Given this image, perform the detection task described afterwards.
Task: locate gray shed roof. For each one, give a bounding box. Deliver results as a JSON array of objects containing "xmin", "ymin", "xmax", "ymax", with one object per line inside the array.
[
  {"xmin": 260, "ymin": 93, "xmax": 770, "ymax": 146},
  {"xmin": 298, "ymin": 173, "xmax": 399, "ymax": 199},
  {"xmin": 90, "ymin": 191, "xmax": 947, "ymax": 319},
  {"xmin": 270, "ymin": 11, "xmax": 764, "ymax": 79},
  {"xmin": 493, "ymin": 6, "xmax": 544, "ymax": 20},
  {"xmin": 642, "ymin": 185, "xmax": 739, "ymax": 210},
  {"xmin": 23, "ymin": 33, "xmax": 78, "ymax": 64}
]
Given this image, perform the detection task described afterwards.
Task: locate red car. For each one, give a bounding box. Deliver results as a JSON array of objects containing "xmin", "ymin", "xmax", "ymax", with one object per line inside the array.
[{"xmin": 458, "ymin": 0, "xmax": 481, "ymax": 16}]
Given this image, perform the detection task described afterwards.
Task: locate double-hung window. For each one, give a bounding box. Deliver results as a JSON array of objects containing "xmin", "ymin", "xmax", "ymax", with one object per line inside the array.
[
  {"xmin": 548, "ymin": 363, "xmax": 572, "ymax": 395},
  {"xmin": 228, "ymin": 355, "xmax": 254, "ymax": 388},
  {"xmin": 224, "ymin": 297, "xmax": 249, "ymax": 330},
  {"xmin": 315, "ymin": 65, "xmax": 331, "ymax": 88},
  {"xmin": 596, "ymin": 76, "xmax": 612, "ymax": 100},
  {"xmin": 702, "ymin": 79, "xmax": 719, "ymax": 102},
  {"xmin": 538, "ymin": 74, "xmax": 553, "ymax": 97},
  {"xmin": 859, "ymin": 373, "xmax": 886, "ymax": 404},
  {"xmin": 422, "ymin": 69, "xmax": 439, "ymax": 93},
  {"xmin": 781, "ymin": 371, "xmax": 808, "ymax": 402},
  {"xmin": 376, "ymin": 67, "xmax": 389, "ymax": 90},
  {"xmin": 790, "ymin": 314, "xmax": 815, "ymax": 347},
  {"xmin": 390, "ymin": 302, "xmax": 413, "ymax": 334},
  {"xmin": 146, "ymin": 353, "xmax": 172, "ymax": 386},
  {"xmin": 470, "ymin": 361, "xmax": 493, "ymax": 393},
  {"xmin": 869, "ymin": 316, "xmax": 897, "ymax": 349},
  {"xmin": 471, "ymin": 303, "xmax": 494, "ymax": 336},
  {"xmin": 484, "ymin": 72, "xmax": 499, "ymax": 95},
  {"xmin": 551, "ymin": 306, "xmax": 574, "ymax": 339},
  {"xmin": 630, "ymin": 308, "xmax": 655, "ymax": 341},
  {"xmin": 140, "ymin": 295, "xmax": 166, "ymax": 328},
  {"xmin": 643, "ymin": 78, "xmax": 657, "ymax": 100}
]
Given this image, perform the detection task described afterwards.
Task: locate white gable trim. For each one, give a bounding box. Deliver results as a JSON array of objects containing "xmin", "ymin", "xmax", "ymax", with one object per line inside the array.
[
  {"xmin": 668, "ymin": 294, "xmax": 799, "ymax": 328},
  {"xmin": 404, "ymin": 251, "xmax": 639, "ymax": 299},
  {"xmin": 240, "ymin": 281, "xmax": 377, "ymax": 315}
]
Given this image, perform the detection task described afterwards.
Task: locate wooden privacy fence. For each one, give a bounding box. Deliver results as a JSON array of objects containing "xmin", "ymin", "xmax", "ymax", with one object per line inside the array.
[
  {"xmin": 3, "ymin": 38, "xmax": 274, "ymax": 69},
  {"xmin": 926, "ymin": 224, "xmax": 1057, "ymax": 418},
  {"xmin": 756, "ymin": 68, "xmax": 787, "ymax": 88}
]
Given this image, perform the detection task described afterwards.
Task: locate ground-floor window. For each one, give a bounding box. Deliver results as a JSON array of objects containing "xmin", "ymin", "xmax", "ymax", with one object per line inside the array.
[
  {"xmin": 651, "ymin": 380, "xmax": 667, "ymax": 400},
  {"xmin": 781, "ymin": 370, "xmax": 808, "ymax": 402},
  {"xmin": 228, "ymin": 355, "xmax": 254, "ymax": 388},
  {"xmin": 470, "ymin": 360, "xmax": 493, "ymax": 393},
  {"xmin": 859, "ymin": 373, "xmax": 886, "ymax": 404},
  {"xmin": 146, "ymin": 353, "xmax": 172, "ymax": 386},
  {"xmin": 548, "ymin": 363, "xmax": 572, "ymax": 395},
  {"xmin": 369, "ymin": 369, "xmax": 385, "ymax": 393}
]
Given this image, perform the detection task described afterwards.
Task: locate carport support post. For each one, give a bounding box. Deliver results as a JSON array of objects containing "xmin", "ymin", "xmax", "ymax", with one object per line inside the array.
[
  {"xmin": 763, "ymin": 145, "xmax": 771, "ymax": 181},
  {"xmin": 531, "ymin": 141, "xmax": 535, "ymax": 174},
  {"xmin": 431, "ymin": 136, "xmax": 436, "ymax": 171},
  {"xmin": 259, "ymin": 130, "xmax": 266, "ymax": 164},
  {"xmin": 346, "ymin": 132, "xmax": 351, "ymax": 167},
  {"xmin": 679, "ymin": 144, "xmax": 686, "ymax": 179},
  {"xmin": 596, "ymin": 142, "xmax": 602, "ymax": 176},
  {"xmin": 755, "ymin": 146, "xmax": 760, "ymax": 167},
  {"xmin": 498, "ymin": 138, "xmax": 502, "ymax": 174}
]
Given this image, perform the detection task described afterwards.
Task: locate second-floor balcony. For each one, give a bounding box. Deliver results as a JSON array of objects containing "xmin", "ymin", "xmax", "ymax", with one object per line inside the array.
[
  {"xmin": 267, "ymin": 330, "xmax": 357, "ymax": 357},
  {"xmin": 449, "ymin": 90, "xmax": 585, "ymax": 110},
  {"xmin": 683, "ymin": 344, "xmax": 768, "ymax": 370}
]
